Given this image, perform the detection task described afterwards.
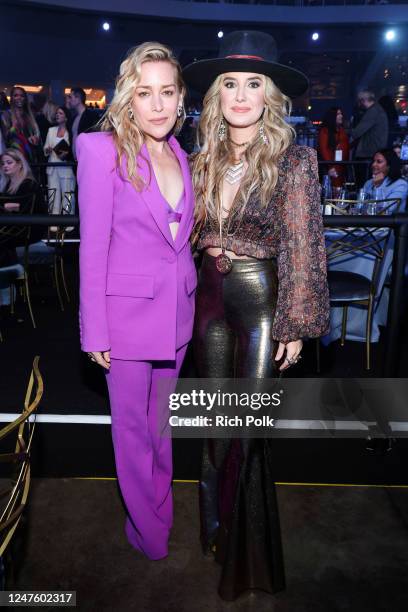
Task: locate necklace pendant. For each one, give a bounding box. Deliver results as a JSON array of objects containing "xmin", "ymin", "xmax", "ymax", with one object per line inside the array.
[
  {"xmin": 225, "ymin": 161, "xmax": 244, "ymax": 185},
  {"xmin": 215, "ymin": 252, "xmax": 233, "ymax": 274}
]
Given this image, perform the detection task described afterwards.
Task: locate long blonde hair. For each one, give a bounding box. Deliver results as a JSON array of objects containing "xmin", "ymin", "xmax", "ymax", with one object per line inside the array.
[
  {"xmin": 0, "ymin": 148, "xmax": 34, "ymax": 194},
  {"xmin": 100, "ymin": 42, "xmax": 186, "ymax": 190},
  {"xmin": 43, "ymin": 100, "xmax": 58, "ymax": 124},
  {"xmin": 192, "ymin": 74, "xmax": 295, "ymax": 233}
]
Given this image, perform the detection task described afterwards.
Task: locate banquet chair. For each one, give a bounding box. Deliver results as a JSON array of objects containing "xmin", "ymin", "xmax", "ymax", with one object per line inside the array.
[
  {"xmin": 0, "ymin": 194, "xmax": 36, "ymax": 328},
  {"xmin": 54, "ymin": 190, "xmax": 75, "ymax": 302},
  {"xmin": 0, "ymin": 356, "xmax": 43, "ymax": 588},
  {"xmin": 46, "ymin": 188, "xmax": 57, "ymax": 215},
  {"xmin": 16, "ymin": 189, "xmax": 75, "ymax": 311},
  {"xmin": 18, "ymin": 227, "xmax": 68, "ymax": 311},
  {"xmin": 318, "ymin": 215, "xmax": 399, "ymax": 370},
  {"xmin": 46, "ymin": 190, "xmax": 75, "ymax": 304},
  {"xmin": 62, "ymin": 190, "xmax": 75, "ymax": 216},
  {"xmin": 0, "ymin": 264, "xmax": 24, "ymax": 342}
]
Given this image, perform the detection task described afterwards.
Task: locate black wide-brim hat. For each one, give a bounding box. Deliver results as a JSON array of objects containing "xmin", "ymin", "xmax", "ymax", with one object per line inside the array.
[{"xmin": 183, "ymin": 30, "xmax": 308, "ymax": 99}]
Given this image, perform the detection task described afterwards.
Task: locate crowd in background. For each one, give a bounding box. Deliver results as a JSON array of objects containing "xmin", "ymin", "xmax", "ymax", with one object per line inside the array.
[
  {"xmin": 0, "ymin": 86, "xmax": 103, "ymax": 277},
  {"xmin": 0, "ymin": 83, "xmax": 407, "ymax": 314},
  {"xmin": 0, "ymin": 84, "xmax": 407, "ymax": 221},
  {"xmin": 0, "ymin": 87, "xmax": 102, "ymax": 216},
  {"xmin": 315, "ymin": 90, "xmax": 408, "ymax": 210}
]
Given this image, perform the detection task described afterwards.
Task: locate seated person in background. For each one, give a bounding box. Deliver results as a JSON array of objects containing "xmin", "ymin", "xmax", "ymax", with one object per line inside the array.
[
  {"xmin": 318, "ymin": 107, "xmax": 350, "ymax": 187},
  {"xmin": 393, "ymin": 140, "xmax": 408, "ymax": 181},
  {"xmin": 363, "ymin": 148, "xmax": 408, "ymax": 212},
  {"xmin": 0, "ymin": 148, "xmax": 46, "ymax": 248},
  {"xmin": 0, "ymin": 148, "xmax": 42, "ymax": 212}
]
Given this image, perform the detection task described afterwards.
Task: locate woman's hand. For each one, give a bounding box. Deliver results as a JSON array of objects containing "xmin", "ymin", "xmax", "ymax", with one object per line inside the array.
[
  {"xmin": 28, "ymin": 135, "xmax": 39, "ymax": 146},
  {"xmin": 275, "ymin": 340, "xmax": 303, "ymax": 371},
  {"xmin": 87, "ymin": 350, "xmax": 111, "ymax": 370}
]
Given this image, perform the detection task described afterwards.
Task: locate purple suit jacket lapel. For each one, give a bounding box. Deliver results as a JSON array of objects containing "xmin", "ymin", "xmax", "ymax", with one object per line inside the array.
[
  {"xmin": 138, "ymin": 136, "xmax": 194, "ymax": 251},
  {"xmin": 171, "ymin": 138, "xmax": 194, "ymax": 252},
  {"xmin": 138, "ymin": 144, "xmax": 174, "ymax": 248}
]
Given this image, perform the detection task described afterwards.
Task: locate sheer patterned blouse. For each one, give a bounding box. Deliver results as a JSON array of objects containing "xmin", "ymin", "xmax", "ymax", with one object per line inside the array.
[{"xmin": 196, "ymin": 144, "xmax": 330, "ymax": 343}]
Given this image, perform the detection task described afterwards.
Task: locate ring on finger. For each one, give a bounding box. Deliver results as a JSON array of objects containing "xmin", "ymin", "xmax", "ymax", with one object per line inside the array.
[{"xmin": 287, "ymin": 355, "xmax": 301, "ymax": 365}]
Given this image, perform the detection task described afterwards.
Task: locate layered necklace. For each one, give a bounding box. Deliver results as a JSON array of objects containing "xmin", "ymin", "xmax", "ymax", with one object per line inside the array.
[
  {"xmin": 215, "ymin": 137, "xmax": 250, "ymax": 274},
  {"xmin": 224, "ymin": 137, "xmax": 251, "ymax": 185}
]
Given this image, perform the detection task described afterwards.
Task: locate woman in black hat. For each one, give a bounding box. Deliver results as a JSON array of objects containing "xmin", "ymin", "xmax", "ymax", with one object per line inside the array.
[{"xmin": 183, "ymin": 31, "xmax": 330, "ymax": 600}]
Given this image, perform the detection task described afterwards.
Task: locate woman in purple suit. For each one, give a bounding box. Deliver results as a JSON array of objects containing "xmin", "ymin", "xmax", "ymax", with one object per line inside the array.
[{"xmin": 77, "ymin": 42, "xmax": 197, "ymax": 560}]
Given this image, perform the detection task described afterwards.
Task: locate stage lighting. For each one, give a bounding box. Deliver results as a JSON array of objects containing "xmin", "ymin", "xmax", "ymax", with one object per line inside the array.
[
  {"xmin": 218, "ymin": 31, "xmax": 224, "ymax": 39},
  {"xmin": 102, "ymin": 22, "xmax": 110, "ymax": 32},
  {"xmin": 312, "ymin": 32, "xmax": 319, "ymax": 41},
  {"xmin": 385, "ymin": 30, "xmax": 396, "ymax": 42}
]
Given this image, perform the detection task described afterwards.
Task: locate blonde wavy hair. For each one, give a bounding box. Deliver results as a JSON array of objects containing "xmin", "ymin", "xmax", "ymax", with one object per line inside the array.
[
  {"xmin": 192, "ymin": 73, "xmax": 295, "ymax": 236},
  {"xmin": 100, "ymin": 42, "xmax": 186, "ymax": 190},
  {"xmin": 43, "ymin": 100, "xmax": 58, "ymax": 124},
  {"xmin": 0, "ymin": 148, "xmax": 34, "ymax": 194}
]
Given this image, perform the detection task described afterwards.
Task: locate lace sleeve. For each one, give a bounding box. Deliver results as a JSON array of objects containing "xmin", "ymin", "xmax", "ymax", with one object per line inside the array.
[{"xmin": 272, "ymin": 147, "xmax": 330, "ymax": 343}]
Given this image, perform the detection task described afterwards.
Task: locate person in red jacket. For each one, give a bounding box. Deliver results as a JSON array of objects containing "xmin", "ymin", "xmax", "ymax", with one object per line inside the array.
[{"xmin": 318, "ymin": 107, "xmax": 350, "ymax": 188}]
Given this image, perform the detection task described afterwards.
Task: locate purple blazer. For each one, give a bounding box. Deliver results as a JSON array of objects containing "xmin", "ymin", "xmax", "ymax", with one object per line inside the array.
[{"xmin": 77, "ymin": 132, "xmax": 197, "ymax": 361}]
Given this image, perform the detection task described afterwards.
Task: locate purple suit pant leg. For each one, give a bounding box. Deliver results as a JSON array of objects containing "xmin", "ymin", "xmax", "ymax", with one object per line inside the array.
[{"xmin": 105, "ymin": 344, "xmax": 187, "ymax": 560}]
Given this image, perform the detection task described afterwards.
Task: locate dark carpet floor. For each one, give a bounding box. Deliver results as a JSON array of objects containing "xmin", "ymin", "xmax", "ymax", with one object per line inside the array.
[
  {"xmin": 2, "ymin": 253, "xmax": 408, "ymax": 609},
  {"xmin": 9, "ymin": 478, "xmax": 408, "ymax": 612}
]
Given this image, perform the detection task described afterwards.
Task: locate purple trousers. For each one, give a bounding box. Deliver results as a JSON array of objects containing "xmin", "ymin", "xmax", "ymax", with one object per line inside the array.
[{"xmin": 105, "ymin": 344, "xmax": 187, "ymax": 560}]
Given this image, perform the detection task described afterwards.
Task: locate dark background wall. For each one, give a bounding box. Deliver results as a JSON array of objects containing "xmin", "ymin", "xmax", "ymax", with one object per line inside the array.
[{"xmin": 1, "ymin": 1, "xmax": 408, "ymax": 118}]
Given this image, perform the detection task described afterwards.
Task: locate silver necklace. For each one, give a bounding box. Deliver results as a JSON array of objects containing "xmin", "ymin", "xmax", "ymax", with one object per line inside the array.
[{"xmin": 225, "ymin": 160, "xmax": 244, "ymax": 185}]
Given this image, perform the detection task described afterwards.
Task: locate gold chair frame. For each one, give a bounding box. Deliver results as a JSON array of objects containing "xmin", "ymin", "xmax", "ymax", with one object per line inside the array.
[
  {"xmin": 0, "ymin": 357, "xmax": 43, "ymax": 560},
  {"xmin": 44, "ymin": 190, "xmax": 75, "ymax": 308},
  {"xmin": 43, "ymin": 227, "xmax": 70, "ymax": 310}
]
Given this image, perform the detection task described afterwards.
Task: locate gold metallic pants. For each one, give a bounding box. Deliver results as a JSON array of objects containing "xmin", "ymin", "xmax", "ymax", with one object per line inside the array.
[
  {"xmin": 194, "ymin": 252, "xmax": 280, "ymax": 378},
  {"xmin": 193, "ymin": 252, "xmax": 285, "ymax": 600}
]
